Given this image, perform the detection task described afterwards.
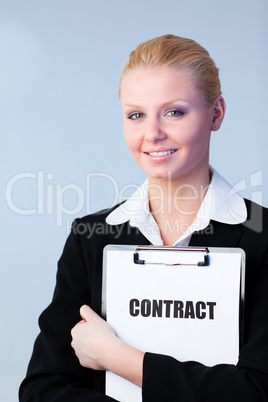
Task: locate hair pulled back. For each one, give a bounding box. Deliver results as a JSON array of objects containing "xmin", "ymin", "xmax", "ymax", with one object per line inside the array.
[{"xmin": 119, "ymin": 34, "xmax": 221, "ymax": 107}]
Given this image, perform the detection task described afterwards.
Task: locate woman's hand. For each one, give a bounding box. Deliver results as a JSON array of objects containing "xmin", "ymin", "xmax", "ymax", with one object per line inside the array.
[
  {"xmin": 71, "ymin": 305, "xmax": 144, "ymax": 387},
  {"xmin": 71, "ymin": 305, "xmax": 117, "ymax": 370}
]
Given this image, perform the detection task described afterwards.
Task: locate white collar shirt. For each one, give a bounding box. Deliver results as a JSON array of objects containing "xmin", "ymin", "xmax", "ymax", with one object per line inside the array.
[{"xmin": 106, "ymin": 168, "xmax": 247, "ymax": 246}]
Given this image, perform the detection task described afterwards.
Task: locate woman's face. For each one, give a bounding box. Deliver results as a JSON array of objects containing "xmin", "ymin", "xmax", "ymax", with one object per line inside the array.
[{"xmin": 120, "ymin": 68, "xmax": 224, "ymax": 183}]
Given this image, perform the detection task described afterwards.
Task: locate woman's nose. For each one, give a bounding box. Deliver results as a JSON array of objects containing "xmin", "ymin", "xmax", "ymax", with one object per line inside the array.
[{"xmin": 144, "ymin": 118, "xmax": 167, "ymax": 143}]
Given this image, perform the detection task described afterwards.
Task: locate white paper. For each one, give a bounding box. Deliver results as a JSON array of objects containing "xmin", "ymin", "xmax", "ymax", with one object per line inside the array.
[{"xmin": 103, "ymin": 246, "xmax": 243, "ymax": 402}]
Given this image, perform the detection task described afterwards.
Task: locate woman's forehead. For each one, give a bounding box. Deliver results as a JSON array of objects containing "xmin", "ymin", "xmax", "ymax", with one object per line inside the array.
[{"xmin": 120, "ymin": 68, "xmax": 199, "ymax": 102}]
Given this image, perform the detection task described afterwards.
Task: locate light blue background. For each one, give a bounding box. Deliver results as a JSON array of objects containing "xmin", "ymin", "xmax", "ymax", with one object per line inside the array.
[{"xmin": 1, "ymin": 1, "xmax": 267, "ymax": 400}]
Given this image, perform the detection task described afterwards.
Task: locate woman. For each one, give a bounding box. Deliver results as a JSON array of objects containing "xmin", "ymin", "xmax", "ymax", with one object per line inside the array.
[{"xmin": 19, "ymin": 34, "xmax": 268, "ymax": 401}]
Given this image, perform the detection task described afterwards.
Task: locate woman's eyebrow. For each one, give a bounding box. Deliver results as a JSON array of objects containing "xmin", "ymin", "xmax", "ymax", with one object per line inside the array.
[
  {"xmin": 122, "ymin": 103, "xmax": 141, "ymax": 109},
  {"xmin": 122, "ymin": 99, "xmax": 190, "ymax": 110}
]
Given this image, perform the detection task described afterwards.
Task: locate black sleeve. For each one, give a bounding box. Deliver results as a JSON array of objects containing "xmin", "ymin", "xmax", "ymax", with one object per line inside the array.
[
  {"xmin": 142, "ymin": 250, "xmax": 268, "ymax": 402},
  {"xmin": 19, "ymin": 218, "xmax": 117, "ymax": 402}
]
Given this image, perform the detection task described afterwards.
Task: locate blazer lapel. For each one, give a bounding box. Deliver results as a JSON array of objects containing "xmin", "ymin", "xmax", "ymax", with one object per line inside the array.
[
  {"xmin": 189, "ymin": 220, "xmax": 244, "ymax": 248},
  {"xmin": 107, "ymin": 221, "xmax": 151, "ymax": 246}
]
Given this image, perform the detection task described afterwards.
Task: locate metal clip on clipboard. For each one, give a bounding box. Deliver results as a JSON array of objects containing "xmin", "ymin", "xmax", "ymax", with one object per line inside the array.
[{"xmin": 133, "ymin": 246, "xmax": 209, "ymax": 266}]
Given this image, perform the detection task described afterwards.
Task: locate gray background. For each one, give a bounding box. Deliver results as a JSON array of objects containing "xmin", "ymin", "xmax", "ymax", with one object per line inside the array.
[{"xmin": 0, "ymin": 1, "xmax": 267, "ymax": 400}]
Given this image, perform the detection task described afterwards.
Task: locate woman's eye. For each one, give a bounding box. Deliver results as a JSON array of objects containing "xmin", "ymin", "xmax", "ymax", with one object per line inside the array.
[
  {"xmin": 166, "ymin": 110, "xmax": 183, "ymax": 117},
  {"xmin": 128, "ymin": 112, "xmax": 144, "ymax": 120}
]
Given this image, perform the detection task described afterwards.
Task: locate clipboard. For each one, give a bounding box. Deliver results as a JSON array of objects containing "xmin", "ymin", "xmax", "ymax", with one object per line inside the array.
[{"xmin": 102, "ymin": 245, "xmax": 245, "ymax": 402}]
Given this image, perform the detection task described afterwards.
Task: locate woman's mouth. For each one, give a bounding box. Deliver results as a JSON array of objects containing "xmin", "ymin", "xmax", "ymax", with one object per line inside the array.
[{"xmin": 147, "ymin": 150, "xmax": 176, "ymax": 156}]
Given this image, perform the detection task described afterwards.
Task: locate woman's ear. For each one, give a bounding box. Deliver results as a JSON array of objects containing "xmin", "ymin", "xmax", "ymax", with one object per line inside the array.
[{"xmin": 211, "ymin": 96, "xmax": 226, "ymax": 131}]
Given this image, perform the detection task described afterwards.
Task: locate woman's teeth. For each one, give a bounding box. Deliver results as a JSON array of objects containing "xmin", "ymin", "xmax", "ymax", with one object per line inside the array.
[{"xmin": 148, "ymin": 150, "xmax": 175, "ymax": 156}]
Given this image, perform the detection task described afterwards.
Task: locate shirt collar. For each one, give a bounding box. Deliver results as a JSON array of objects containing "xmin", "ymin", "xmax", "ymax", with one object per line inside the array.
[
  {"xmin": 106, "ymin": 167, "xmax": 247, "ymax": 244},
  {"xmin": 207, "ymin": 168, "xmax": 247, "ymax": 224},
  {"xmin": 106, "ymin": 180, "xmax": 150, "ymax": 226}
]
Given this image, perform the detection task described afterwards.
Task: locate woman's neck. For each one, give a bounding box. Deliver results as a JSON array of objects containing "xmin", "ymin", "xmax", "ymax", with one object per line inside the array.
[{"xmin": 147, "ymin": 169, "xmax": 211, "ymax": 245}]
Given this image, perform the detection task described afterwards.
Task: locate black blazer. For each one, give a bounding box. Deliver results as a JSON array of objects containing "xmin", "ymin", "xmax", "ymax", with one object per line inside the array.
[{"xmin": 19, "ymin": 200, "xmax": 268, "ymax": 401}]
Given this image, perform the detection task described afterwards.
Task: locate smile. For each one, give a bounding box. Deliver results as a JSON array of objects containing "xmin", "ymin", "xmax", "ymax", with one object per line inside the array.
[{"xmin": 147, "ymin": 150, "xmax": 176, "ymax": 156}]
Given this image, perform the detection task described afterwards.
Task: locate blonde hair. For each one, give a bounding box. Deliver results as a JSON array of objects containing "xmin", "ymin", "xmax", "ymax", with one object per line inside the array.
[{"xmin": 119, "ymin": 34, "xmax": 221, "ymax": 106}]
